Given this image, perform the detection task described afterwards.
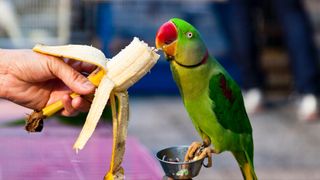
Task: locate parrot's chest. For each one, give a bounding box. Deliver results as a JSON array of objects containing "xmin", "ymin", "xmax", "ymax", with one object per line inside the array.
[
  {"xmin": 174, "ymin": 67, "xmax": 208, "ymax": 98},
  {"xmin": 175, "ymin": 69, "xmax": 235, "ymax": 151}
]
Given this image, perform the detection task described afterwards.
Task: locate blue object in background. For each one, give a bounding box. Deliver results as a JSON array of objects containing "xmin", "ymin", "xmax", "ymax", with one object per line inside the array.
[
  {"xmin": 128, "ymin": 60, "xmax": 180, "ymax": 95},
  {"xmin": 96, "ymin": 2, "xmax": 113, "ymax": 56}
]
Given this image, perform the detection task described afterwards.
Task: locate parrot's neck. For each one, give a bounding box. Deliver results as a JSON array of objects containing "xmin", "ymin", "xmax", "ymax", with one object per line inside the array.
[
  {"xmin": 174, "ymin": 50, "xmax": 209, "ymax": 68},
  {"xmin": 171, "ymin": 56, "xmax": 216, "ymax": 101}
]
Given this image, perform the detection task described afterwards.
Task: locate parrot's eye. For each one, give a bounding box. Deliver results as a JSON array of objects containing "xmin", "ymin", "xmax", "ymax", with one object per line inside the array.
[{"xmin": 186, "ymin": 32, "xmax": 193, "ymax": 39}]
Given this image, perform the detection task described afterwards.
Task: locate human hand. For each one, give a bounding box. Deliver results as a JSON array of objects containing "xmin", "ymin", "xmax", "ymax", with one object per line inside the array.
[{"xmin": 0, "ymin": 49, "xmax": 96, "ymax": 116}]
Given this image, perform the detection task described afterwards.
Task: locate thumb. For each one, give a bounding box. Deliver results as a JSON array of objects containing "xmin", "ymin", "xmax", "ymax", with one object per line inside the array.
[{"xmin": 47, "ymin": 58, "xmax": 95, "ymax": 95}]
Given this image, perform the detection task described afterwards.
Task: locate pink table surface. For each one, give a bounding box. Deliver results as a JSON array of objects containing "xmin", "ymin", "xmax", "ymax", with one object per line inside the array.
[{"xmin": 0, "ymin": 124, "xmax": 162, "ymax": 180}]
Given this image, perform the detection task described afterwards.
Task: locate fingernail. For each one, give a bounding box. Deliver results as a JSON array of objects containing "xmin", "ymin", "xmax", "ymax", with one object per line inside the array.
[{"xmin": 82, "ymin": 80, "xmax": 95, "ymax": 90}]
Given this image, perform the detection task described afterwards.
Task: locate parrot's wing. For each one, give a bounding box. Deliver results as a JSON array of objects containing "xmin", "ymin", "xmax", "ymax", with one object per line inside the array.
[{"xmin": 209, "ymin": 73, "xmax": 252, "ymax": 134}]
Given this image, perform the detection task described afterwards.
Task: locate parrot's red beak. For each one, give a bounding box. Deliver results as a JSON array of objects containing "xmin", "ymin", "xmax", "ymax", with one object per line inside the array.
[{"xmin": 155, "ymin": 21, "xmax": 177, "ymax": 59}]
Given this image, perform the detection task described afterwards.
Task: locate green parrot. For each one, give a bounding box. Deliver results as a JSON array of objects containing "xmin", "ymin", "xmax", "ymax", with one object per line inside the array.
[{"xmin": 155, "ymin": 18, "xmax": 257, "ymax": 180}]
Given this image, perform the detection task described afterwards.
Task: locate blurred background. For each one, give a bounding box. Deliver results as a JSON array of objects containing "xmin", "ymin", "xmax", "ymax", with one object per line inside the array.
[{"xmin": 1, "ymin": 0, "xmax": 320, "ymax": 179}]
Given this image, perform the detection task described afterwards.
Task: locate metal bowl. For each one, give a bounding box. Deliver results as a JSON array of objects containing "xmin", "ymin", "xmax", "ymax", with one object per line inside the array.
[{"xmin": 156, "ymin": 146, "xmax": 205, "ymax": 179}]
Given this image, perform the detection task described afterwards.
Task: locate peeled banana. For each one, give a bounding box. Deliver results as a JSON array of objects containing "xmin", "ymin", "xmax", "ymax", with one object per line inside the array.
[{"xmin": 25, "ymin": 37, "xmax": 160, "ymax": 180}]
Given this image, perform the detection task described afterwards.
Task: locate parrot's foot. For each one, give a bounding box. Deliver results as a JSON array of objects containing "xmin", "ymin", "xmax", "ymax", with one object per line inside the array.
[
  {"xmin": 184, "ymin": 142, "xmax": 202, "ymax": 161},
  {"xmin": 184, "ymin": 142, "xmax": 214, "ymax": 168}
]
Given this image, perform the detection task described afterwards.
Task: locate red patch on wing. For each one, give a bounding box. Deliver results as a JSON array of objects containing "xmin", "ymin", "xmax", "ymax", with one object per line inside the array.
[{"xmin": 219, "ymin": 75, "xmax": 234, "ymax": 103}]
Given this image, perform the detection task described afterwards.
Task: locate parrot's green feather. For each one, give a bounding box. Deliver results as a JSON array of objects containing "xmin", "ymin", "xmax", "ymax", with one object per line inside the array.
[
  {"xmin": 208, "ymin": 72, "xmax": 252, "ymax": 134},
  {"xmin": 170, "ymin": 65, "xmax": 184, "ymax": 98}
]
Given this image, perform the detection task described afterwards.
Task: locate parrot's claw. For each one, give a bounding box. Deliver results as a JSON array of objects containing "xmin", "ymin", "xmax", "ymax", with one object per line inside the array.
[
  {"xmin": 184, "ymin": 141, "xmax": 202, "ymax": 162},
  {"xmin": 196, "ymin": 147, "xmax": 214, "ymax": 168},
  {"xmin": 184, "ymin": 141, "xmax": 214, "ymax": 168}
]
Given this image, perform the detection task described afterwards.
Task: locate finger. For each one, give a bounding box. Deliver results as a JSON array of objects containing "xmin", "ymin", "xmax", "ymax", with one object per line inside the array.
[
  {"xmin": 60, "ymin": 109, "xmax": 79, "ymax": 117},
  {"xmin": 71, "ymin": 96, "xmax": 92, "ymax": 112},
  {"xmin": 45, "ymin": 81, "xmax": 72, "ymax": 105},
  {"xmin": 79, "ymin": 61, "xmax": 97, "ymax": 73},
  {"xmin": 61, "ymin": 94, "xmax": 77, "ymax": 116},
  {"xmin": 66, "ymin": 59, "xmax": 97, "ymax": 73},
  {"xmin": 47, "ymin": 58, "xmax": 95, "ymax": 95}
]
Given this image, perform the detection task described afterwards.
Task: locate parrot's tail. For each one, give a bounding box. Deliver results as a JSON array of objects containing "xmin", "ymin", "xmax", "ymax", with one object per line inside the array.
[{"xmin": 232, "ymin": 151, "xmax": 258, "ymax": 180}]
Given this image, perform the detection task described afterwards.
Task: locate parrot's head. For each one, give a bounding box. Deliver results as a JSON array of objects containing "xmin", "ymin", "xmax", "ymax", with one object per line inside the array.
[{"xmin": 155, "ymin": 18, "xmax": 208, "ymax": 67}]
